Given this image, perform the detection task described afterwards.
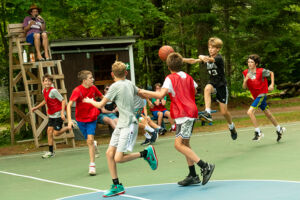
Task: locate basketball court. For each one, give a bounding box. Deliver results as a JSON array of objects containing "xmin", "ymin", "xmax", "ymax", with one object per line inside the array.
[{"xmin": 1, "ymin": 122, "xmax": 300, "ymax": 200}]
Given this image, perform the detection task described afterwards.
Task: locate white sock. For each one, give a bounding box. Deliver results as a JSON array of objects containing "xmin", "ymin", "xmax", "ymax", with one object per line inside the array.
[
  {"xmin": 157, "ymin": 126, "xmax": 161, "ymax": 129},
  {"xmin": 205, "ymin": 108, "xmax": 211, "ymax": 114},
  {"xmin": 276, "ymin": 125, "xmax": 281, "ymax": 132},
  {"xmin": 145, "ymin": 125, "xmax": 154, "ymax": 133},
  {"xmin": 172, "ymin": 124, "xmax": 176, "ymax": 129},
  {"xmin": 228, "ymin": 123, "xmax": 235, "ymax": 130},
  {"xmin": 90, "ymin": 162, "xmax": 95, "ymax": 166},
  {"xmin": 144, "ymin": 132, "xmax": 152, "ymax": 139},
  {"xmin": 255, "ymin": 128, "xmax": 261, "ymax": 134}
]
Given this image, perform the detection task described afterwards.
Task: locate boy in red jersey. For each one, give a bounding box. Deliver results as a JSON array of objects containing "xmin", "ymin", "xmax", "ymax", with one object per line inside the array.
[
  {"xmin": 139, "ymin": 52, "xmax": 215, "ymax": 186},
  {"xmin": 32, "ymin": 74, "xmax": 71, "ymax": 158},
  {"xmin": 243, "ymin": 54, "xmax": 286, "ymax": 141},
  {"xmin": 67, "ymin": 70, "xmax": 103, "ymax": 175}
]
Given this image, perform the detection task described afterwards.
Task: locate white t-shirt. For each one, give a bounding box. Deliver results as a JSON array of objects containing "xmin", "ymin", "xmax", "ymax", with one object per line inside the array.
[{"xmin": 162, "ymin": 71, "xmax": 198, "ymax": 124}]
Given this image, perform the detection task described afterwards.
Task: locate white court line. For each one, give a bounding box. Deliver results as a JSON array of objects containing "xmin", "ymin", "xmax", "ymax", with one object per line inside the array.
[
  {"xmin": 1, "ymin": 121, "xmax": 299, "ymax": 161},
  {"xmin": 0, "ymin": 170, "xmax": 150, "ymax": 200},
  {"xmin": 58, "ymin": 179, "xmax": 300, "ymax": 199}
]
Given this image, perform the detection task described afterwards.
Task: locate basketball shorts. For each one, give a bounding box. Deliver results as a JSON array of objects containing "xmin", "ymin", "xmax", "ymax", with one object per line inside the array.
[
  {"xmin": 211, "ymin": 85, "xmax": 228, "ymax": 104},
  {"xmin": 76, "ymin": 120, "xmax": 97, "ymax": 139},
  {"xmin": 251, "ymin": 95, "xmax": 269, "ymax": 111},
  {"xmin": 48, "ymin": 117, "xmax": 63, "ymax": 131},
  {"xmin": 110, "ymin": 123, "xmax": 138, "ymax": 152},
  {"xmin": 175, "ymin": 119, "xmax": 195, "ymax": 139}
]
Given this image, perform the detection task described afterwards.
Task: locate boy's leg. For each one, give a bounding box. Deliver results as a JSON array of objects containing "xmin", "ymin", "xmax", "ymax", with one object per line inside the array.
[
  {"xmin": 33, "ymin": 33, "xmax": 43, "ymax": 60},
  {"xmin": 219, "ymin": 102, "xmax": 237, "ymax": 140},
  {"xmin": 41, "ymin": 32, "xmax": 50, "ymax": 59},
  {"xmin": 87, "ymin": 134, "xmax": 95, "ymax": 164},
  {"xmin": 164, "ymin": 110, "xmax": 176, "ymax": 131},
  {"xmin": 103, "ymin": 116, "xmax": 116, "ymax": 129},
  {"xmin": 204, "ymin": 84, "xmax": 214, "ymax": 112},
  {"xmin": 157, "ymin": 111, "xmax": 163, "ymax": 126},
  {"xmin": 42, "ymin": 126, "xmax": 55, "ymax": 158},
  {"xmin": 175, "ymin": 120, "xmax": 214, "ymax": 185},
  {"xmin": 263, "ymin": 109, "xmax": 286, "ymax": 142},
  {"xmin": 247, "ymin": 106, "xmax": 264, "ymax": 141}
]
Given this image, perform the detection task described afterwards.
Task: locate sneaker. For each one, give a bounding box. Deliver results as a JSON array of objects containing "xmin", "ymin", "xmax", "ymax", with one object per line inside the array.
[
  {"xmin": 252, "ymin": 131, "xmax": 264, "ymax": 141},
  {"xmin": 201, "ymin": 163, "xmax": 215, "ymax": 185},
  {"xmin": 150, "ymin": 130, "xmax": 158, "ymax": 143},
  {"xmin": 158, "ymin": 127, "xmax": 167, "ymax": 135},
  {"xmin": 42, "ymin": 151, "xmax": 55, "ymax": 159},
  {"xmin": 94, "ymin": 140, "xmax": 100, "ymax": 158},
  {"xmin": 140, "ymin": 138, "xmax": 151, "ymax": 146},
  {"xmin": 178, "ymin": 175, "xmax": 201, "ymax": 186},
  {"xmin": 144, "ymin": 145, "xmax": 158, "ymax": 170},
  {"xmin": 229, "ymin": 127, "xmax": 238, "ymax": 140},
  {"xmin": 199, "ymin": 111, "xmax": 213, "ymax": 122},
  {"xmin": 89, "ymin": 165, "xmax": 96, "ymax": 176},
  {"xmin": 276, "ymin": 127, "xmax": 286, "ymax": 142},
  {"xmin": 103, "ymin": 184, "xmax": 125, "ymax": 197},
  {"xmin": 169, "ymin": 124, "xmax": 176, "ymax": 132}
]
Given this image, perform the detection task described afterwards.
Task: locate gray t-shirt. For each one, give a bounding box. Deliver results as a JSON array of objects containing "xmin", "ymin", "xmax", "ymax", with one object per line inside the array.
[
  {"xmin": 247, "ymin": 69, "xmax": 271, "ymax": 97},
  {"xmin": 105, "ymin": 79, "xmax": 138, "ymax": 128},
  {"xmin": 134, "ymin": 95, "xmax": 146, "ymax": 110},
  {"xmin": 43, "ymin": 88, "xmax": 64, "ymax": 118}
]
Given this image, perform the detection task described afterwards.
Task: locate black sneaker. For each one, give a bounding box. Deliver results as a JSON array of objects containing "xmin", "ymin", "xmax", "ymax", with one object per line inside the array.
[
  {"xmin": 178, "ymin": 175, "xmax": 201, "ymax": 186},
  {"xmin": 158, "ymin": 128, "xmax": 167, "ymax": 135},
  {"xmin": 252, "ymin": 131, "xmax": 264, "ymax": 141},
  {"xmin": 201, "ymin": 163, "xmax": 215, "ymax": 185},
  {"xmin": 150, "ymin": 130, "xmax": 158, "ymax": 143},
  {"xmin": 141, "ymin": 138, "xmax": 151, "ymax": 145},
  {"xmin": 276, "ymin": 127, "xmax": 286, "ymax": 142},
  {"xmin": 199, "ymin": 111, "xmax": 213, "ymax": 122},
  {"xmin": 229, "ymin": 127, "xmax": 237, "ymax": 140}
]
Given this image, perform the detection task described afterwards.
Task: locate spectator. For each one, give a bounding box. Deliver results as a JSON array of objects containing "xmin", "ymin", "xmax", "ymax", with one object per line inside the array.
[
  {"xmin": 23, "ymin": 4, "xmax": 50, "ymax": 61},
  {"xmin": 97, "ymin": 84, "xmax": 118, "ymax": 129}
]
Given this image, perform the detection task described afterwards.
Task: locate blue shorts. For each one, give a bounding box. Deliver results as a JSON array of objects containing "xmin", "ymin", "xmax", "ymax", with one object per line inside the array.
[
  {"xmin": 26, "ymin": 32, "xmax": 42, "ymax": 45},
  {"xmin": 76, "ymin": 120, "xmax": 97, "ymax": 139},
  {"xmin": 97, "ymin": 113, "xmax": 117, "ymax": 124},
  {"xmin": 152, "ymin": 110, "xmax": 168, "ymax": 119},
  {"xmin": 251, "ymin": 96, "xmax": 269, "ymax": 111}
]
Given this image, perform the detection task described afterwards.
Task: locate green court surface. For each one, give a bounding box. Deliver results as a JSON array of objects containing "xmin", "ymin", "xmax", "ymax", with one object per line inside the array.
[{"xmin": 1, "ymin": 122, "xmax": 300, "ymax": 200}]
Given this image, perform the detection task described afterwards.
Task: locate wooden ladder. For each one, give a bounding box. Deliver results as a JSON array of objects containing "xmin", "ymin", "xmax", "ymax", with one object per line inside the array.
[{"xmin": 7, "ymin": 23, "xmax": 75, "ymax": 148}]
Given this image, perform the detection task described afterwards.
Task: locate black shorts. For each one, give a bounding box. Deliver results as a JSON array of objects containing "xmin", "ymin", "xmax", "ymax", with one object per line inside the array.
[
  {"xmin": 212, "ymin": 85, "xmax": 228, "ymax": 104},
  {"xmin": 48, "ymin": 117, "xmax": 63, "ymax": 131}
]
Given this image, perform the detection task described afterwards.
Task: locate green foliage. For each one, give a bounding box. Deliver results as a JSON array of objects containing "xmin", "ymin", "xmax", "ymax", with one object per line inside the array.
[{"xmin": 0, "ymin": 101, "xmax": 10, "ymax": 123}]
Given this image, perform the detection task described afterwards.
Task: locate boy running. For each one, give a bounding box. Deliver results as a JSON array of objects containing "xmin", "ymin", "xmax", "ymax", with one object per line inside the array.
[
  {"xmin": 140, "ymin": 52, "xmax": 214, "ymax": 186},
  {"xmin": 32, "ymin": 74, "xmax": 70, "ymax": 158},
  {"xmin": 67, "ymin": 70, "xmax": 103, "ymax": 176},
  {"xmin": 243, "ymin": 54, "xmax": 286, "ymax": 141},
  {"xmin": 184, "ymin": 37, "xmax": 238, "ymax": 140},
  {"xmin": 83, "ymin": 61, "xmax": 158, "ymax": 197}
]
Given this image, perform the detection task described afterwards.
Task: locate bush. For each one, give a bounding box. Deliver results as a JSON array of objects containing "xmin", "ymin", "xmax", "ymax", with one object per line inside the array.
[{"xmin": 0, "ymin": 101, "xmax": 10, "ymax": 123}]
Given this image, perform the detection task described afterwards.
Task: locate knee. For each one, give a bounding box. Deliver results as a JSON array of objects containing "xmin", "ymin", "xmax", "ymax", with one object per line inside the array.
[
  {"xmin": 114, "ymin": 156, "xmax": 122, "ymax": 163},
  {"xmin": 247, "ymin": 109, "xmax": 253, "ymax": 116},
  {"xmin": 157, "ymin": 112, "xmax": 163, "ymax": 117},
  {"xmin": 42, "ymin": 32, "xmax": 48, "ymax": 38},
  {"xmin": 34, "ymin": 34, "xmax": 40, "ymax": 39},
  {"xmin": 86, "ymin": 139, "xmax": 94, "ymax": 146},
  {"xmin": 106, "ymin": 149, "xmax": 114, "ymax": 159},
  {"xmin": 204, "ymin": 85, "xmax": 211, "ymax": 93}
]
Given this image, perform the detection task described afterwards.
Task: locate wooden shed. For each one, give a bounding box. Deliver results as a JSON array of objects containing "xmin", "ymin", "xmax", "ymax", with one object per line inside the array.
[{"xmin": 50, "ymin": 36, "xmax": 137, "ymax": 96}]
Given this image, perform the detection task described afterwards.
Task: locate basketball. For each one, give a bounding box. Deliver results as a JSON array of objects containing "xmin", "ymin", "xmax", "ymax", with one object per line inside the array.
[{"xmin": 158, "ymin": 45, "xmax": 174, "ymax": 61}]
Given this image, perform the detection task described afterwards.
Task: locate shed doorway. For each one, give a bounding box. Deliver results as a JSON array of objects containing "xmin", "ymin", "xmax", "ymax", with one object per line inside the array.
[{"xmin": 94, "ymin": 54, "xmax": 116, "ymax": 90}]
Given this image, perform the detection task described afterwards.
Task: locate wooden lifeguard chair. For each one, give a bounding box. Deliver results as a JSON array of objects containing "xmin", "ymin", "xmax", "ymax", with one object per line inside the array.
[{"xmin": 7, "ymin": 23, "xmax": 75, "ymax": 149}]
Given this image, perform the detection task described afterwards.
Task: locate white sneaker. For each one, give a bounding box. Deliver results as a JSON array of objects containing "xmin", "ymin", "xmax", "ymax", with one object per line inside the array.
[
  {"xmin": 94, "ymin": 140, "xmax": 100, "ymax": 158},
  {"xmin": 89, "ymin": 164, "xmax": 96, "ymax": 176},
  {"xmin": 42, "ymin": 151, "xmax": 55, "ymax": 159}
]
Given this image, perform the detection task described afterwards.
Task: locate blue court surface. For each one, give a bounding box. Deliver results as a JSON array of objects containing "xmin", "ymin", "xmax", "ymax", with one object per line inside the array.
[{"xmin": 59, "ymin": 180, "xmax": 300, "ymax": 200}]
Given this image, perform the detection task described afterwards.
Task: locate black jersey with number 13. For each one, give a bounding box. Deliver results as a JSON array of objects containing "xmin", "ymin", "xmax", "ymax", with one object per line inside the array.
[{"xmin": 206, "ymin": 54, "xmax": 227, "ymax": 87}]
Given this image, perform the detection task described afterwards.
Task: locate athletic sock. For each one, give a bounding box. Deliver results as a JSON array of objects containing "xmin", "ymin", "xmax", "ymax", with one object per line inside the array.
[
  {"xmin": 112, "ymin": 178, "xmax": 120, "ymax": 185},
  {"xmin": 228, "ymin": 123, "xmax": 235, "ymax": 130},
  {"xmin": 197, "ymin": 160, "xmax": 207, "ymax": 169},
  {"xmin": 140, "ymin": 150, "xmax": 148, "ymax": 158},
  {"xmin": 205, "ymin": 108, "xmax": 211, "ymax": 114},
  {"xmin": 276, "ymin": 125, "xmax": 281, "ymax": 132},
  {"xmin": 49, "ymin": 145, "xmax": 53, "ymax": 153},
  {"xmin": 188, "ymin": 165, "xmax": 197, "ymax": 177},
  {"xmin": 144, "ymin": 132, "xmax": 152, "ymax": 139},
  {"xmin": 145, "ymin": 126, "xmax": 155, "ymax": 133},
  {"xmin": 90, "ymin": 162, "xmax": 95, "ymax": 166},
  {"xmin": 255, "ymin": 128, "xmax": 261, "ymax": 134}
]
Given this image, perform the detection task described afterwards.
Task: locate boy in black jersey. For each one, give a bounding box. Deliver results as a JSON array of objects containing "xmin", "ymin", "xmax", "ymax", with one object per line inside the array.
[{"xmin": 184, "ymin": 37, "xmax": 237, "ymax": 140}]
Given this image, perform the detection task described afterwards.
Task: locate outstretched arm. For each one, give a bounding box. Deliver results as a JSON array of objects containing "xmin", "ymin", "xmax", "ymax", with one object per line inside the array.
[
  {"xmin": 83, "ymin": 97, "xmax": 110, "ymax": 109},
  {"xmin": 139, "ymin": 88, "xmax": 168, "ymax": 100},
  {"xmin": 183, "ymin": 58, "xmax": 202, "ymax": 64}
]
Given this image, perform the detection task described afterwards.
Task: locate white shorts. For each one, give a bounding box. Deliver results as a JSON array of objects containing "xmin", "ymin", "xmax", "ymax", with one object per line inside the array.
[{"xmin": 109, "ymin": 123, "xmax": 138, "ymax": 152}]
